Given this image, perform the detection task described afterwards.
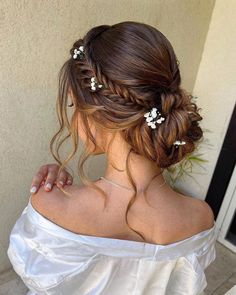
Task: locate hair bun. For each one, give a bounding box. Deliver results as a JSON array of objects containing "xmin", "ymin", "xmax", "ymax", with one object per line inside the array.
[{"xmin": 154, "ymin": 87, "xmax": 203, "ymax": 168}]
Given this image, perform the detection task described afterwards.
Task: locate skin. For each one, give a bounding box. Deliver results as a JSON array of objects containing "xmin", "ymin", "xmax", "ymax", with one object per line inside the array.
[
  {"xmin": 30, "ymin": 112, "xmax": 165, "ymax": 195},
  {"xmin": 29, "ymin": 109, "xmax": 215, "ymax": 244},
  {"xmin": 30, "ymin": 163, "xmax": 73, "ymax": 193}
]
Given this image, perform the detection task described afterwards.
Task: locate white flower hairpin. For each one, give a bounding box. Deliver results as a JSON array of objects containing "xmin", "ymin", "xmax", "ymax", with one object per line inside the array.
[
  {"xmin": 72, "ymin": 45, "xmax": 85, "ymax": 59},
  {"xmin": 144, "ymin": 107, "xmax": 165, "ymax": 129},
  {"xmin": 173, "ymin": 140, "xmax": 186, "ymax": 147},
  {"xmin": 90, "ymin": 77, "xmax": 103, "ymax": 91}
]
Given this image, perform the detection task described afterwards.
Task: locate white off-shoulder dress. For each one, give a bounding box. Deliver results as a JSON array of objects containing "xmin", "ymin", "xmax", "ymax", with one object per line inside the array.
[{"xmin": 7, "ymin": 195, "xmax": 218, "ymax": 295}]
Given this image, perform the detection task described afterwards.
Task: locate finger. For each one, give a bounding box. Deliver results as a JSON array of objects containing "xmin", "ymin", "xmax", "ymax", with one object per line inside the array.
[
  {"xmin": 44, "ymin": 169, "xmax": 59, "ymax": 191},
  {"xmin": 30, "ymin": 165, "xmax": 48, "ymax": 193},
  {"xmin": 66, "ymin": 174, "xmax": 73, "ymax": 185},
  {"xmin": 56, "ymin": 170, "xmax": 68, "ymax": 187},
  {"xmin": 57, "ymin": 169, "xmax": 73, "ymax": 186}
]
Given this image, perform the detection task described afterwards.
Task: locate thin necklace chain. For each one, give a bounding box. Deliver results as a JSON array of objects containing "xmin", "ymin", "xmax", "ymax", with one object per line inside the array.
[
  {"xmin": 100, "ymin": 177, "xmax": 133, "ymax": 191},
  {"xmin": 100, "ymin": 175, "xmax": 166, "ymax": 191}
]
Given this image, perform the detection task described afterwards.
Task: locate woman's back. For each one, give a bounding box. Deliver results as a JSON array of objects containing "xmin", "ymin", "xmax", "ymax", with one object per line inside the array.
[
  {"xmin": 7, "ymin": 182, "xmax": 217, "ymax": 295},
  {"xmin": 29, "ymin": 178, "xmax": 214, "ymax": 246},
  {"xmin": 7, "ymin": 21, "xmax": 218, "ymax": 295}
]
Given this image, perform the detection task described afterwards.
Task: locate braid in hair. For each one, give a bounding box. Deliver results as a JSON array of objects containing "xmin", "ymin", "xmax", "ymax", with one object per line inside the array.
[
  {"xmin": 51, "ymin": 21, "xmax": 205, "ymax": 243},
  {"xmin": 70, "ymin": 34, "xmax": 202, "ymax": 168}
]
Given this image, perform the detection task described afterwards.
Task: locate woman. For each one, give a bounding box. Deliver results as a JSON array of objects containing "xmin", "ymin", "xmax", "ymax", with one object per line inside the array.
[{"xmin": 7, "ymin": 21, "xmax": 217, "ymax": 295}]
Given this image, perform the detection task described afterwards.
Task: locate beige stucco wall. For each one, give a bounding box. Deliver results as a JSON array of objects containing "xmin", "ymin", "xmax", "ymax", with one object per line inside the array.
[
  {"xmin": 0, "ymin": 0, "xmax": 215, "ymax": 272},
  {"xmin": 179, "ymin": 0, "xmax": 236, "ymax": 198}
]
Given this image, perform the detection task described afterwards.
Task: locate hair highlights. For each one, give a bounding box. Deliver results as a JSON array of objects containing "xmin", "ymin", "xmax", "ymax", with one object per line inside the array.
[{"xmin": 50, "ymin": 21, "xmax": 203, "ymax": 242}]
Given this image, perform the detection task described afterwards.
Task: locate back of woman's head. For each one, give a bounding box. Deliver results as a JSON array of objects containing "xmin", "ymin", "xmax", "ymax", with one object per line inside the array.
[
  {"xmin": 51, "ymin": 21, "xmax": 204, "ymax": 241},
  {"xmin": 52, "ymin": 20, "xmax": 203, "ymax": 174}
]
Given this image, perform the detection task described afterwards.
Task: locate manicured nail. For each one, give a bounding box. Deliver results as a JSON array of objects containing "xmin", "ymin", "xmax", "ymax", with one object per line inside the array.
[
  {"xmin": 56, "ymin": 181, "xmax": 63, "ymax": 187},
  {"xmin": 45, "ymin": 183, "xmax": 52, "ymax": 190},
  {"xmin": 30, "ymin": 186, "xmax": 37, "ymax": 193}
]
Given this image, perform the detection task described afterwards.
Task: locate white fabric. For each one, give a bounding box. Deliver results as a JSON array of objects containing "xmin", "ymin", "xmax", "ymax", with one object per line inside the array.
[
  {"xmin": 224, "ymin": 286, "xmax": 236, "ymax": 295},
  {"xmin": 7, "ymin": 195, "xmax": 218, "ymax": 295}
]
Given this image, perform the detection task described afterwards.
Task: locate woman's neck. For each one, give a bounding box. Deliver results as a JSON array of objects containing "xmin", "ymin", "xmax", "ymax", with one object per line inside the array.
[{"xmin": 103, "ymin": 135, "xmax": 164, "ymax": 192}]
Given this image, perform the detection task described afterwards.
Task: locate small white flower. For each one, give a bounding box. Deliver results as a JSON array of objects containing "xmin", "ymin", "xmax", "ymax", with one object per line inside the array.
[
  {"xmin": 72, "ymin": 46, "xmax": 85, "ymax": 60},
  {"xmin": 90, "ymin": 76, "xmax": 103, "ymax": 91},
  {"xmin": 146, "ymin": 116, "xmax": 153, "ymax": 122},
  {"xmin": 151, "ymin": 108, "xmax": 157, "ymax": 118},
  {"xmin": 174, "ymin": 140, "xmax": 186, "ymax": 146},
  {"xmin": 144, "ymin": 107, "xmax": 165, "ymax": 129},
  {"xmin": 156, "ymin": 117, "xmax": 165, "ymax": 124}
]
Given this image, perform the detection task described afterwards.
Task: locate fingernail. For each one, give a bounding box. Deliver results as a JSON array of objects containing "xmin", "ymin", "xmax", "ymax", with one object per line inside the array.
[
  {"xmin": 67, "ymin": 180, "xmax": 72, "ymax": 184},
  {"xmin": 30, "ymin": 186, "xmax": 37, "ymax": 193},
  {"xmin": 45, "ymin": 183, "xmax": 52, "ymax": 190},
  {"xmin": 59, "ymin": 181, "xmax": 64, "ymax": 186}
]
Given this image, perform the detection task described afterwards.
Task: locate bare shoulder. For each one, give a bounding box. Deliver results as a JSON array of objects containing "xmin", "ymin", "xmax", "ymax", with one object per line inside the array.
[
  {"xmin": 197, "ymin": 198, "xmax": 215, "ymax": 229},
  {"xmin": 30, "ymin": 185, "xmax": 68, "ymax": 221},
  {"xmin": 30, "ymin": 184, "xmax": 104, "ymax": 231},
  {"xmin": 154, "ymin": 194, "xmax": 216, "ymax": 244},
  {"xmin": 182, "ymin": 195, "xmax": 215, "ymax": 232}
]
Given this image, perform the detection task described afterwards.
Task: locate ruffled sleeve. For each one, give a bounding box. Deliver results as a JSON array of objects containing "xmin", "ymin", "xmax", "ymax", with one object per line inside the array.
[
  {"xmin": 7, "ymin": 205, "xmax": 61, "ymax": 294},
  {"xmin": 7, "ymin": 198, "xmax": 219, "ymax": 295},
  {"xmin": 194, "ymin": 222, "xmax": 218, "ymax": 270},
  {"xmin": 182, "ymin": 223, "xmax": 218, "ymax": 294}
]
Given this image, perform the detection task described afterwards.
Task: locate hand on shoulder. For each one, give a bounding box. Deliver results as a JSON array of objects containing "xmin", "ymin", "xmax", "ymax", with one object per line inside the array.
[{"xmin": 30, "ymin": 183, "xmax": 104, "ymax": 229}]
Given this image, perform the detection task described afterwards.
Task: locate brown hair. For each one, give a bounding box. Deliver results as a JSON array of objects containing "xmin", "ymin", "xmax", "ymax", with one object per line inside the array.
[{"xmin": 50, "ymin": 21, "xmax": 203, "ymax": 241}]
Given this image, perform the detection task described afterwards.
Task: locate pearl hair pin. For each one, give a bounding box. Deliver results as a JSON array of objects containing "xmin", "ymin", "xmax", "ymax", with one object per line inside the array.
[
  {"xmin": 71, "ymin": 45, "xmax": 103, "ymax": 91},
  {"xmin": 72, "ymin": 45, "xmax": 85, "ymax": 59},
  {"xmin": 144, "ymin": 107, "xmax": 165, "ymax": 129},
  {"xmin": 144, "ymin": 107, "xmax": 186, "ymax": 148},
  {"xmin": 90, "ymin": 77, "xmax": 103, "ymax": 91},
  {"xmin": 173, "ymin": 140, "xmax": 186, "ymax": 147}
]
